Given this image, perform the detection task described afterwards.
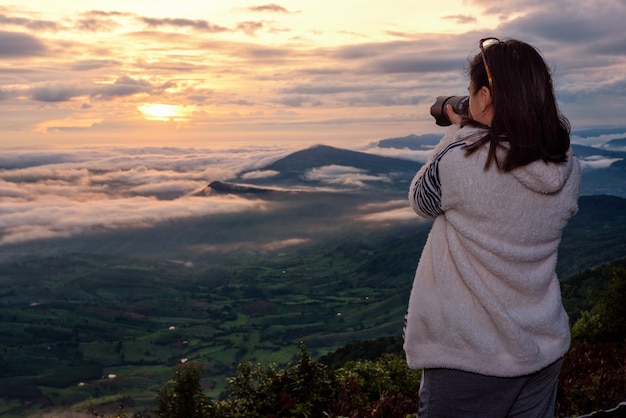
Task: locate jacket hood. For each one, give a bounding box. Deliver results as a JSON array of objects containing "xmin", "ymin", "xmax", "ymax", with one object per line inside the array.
[
  {"xmin": 455, "ymin": 126, "xmax": 576, "ymax": 195},
  {"xmin": 510, "ymin": 148, "xmax": 576, "ymax": 194}
]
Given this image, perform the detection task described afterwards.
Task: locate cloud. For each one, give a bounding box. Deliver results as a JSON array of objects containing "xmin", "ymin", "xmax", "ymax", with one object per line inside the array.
[
  {"xmin": 247, "ymin": 4, "xmax": 290, "ymax": 13},
  {"xmin": 257, "ymin": 238, "xmax": 310, "ymax": 251},
  {"xmin": 578, "ymin": 155, "xmax": 623, "ymax": 170},
  {"xmin": 0, "ymin": 194, "xmax": 265, "ymax": 245},
  {"xmin": 129, "ymin": 180, "xmax": 207, "ymax": 196},
  {"xmin": 0, "ymin": 13, "xmax": 60, "ymax": 31},
  {"xmin": 81, "ymin": 10, "xmax": 130, "ymax": 18},
  {"xmin": 0, "ymin": 30, "xmax": 46, "ymax": 56},
  {"xmin": 371, "ymin": 56, "xmax": 462, "ymax": 74},
  {"xmin": 2, "ymin": 2, "xmax": 626, "ymax": 144},
  {"xmin": 0, "ymin": 146, "xmax": 299, "ymax": 245},
  {"xmin": 487, "ymin": 1, "xmax": 626, "ymax": 58},
  {"xmin": 237, "ymin": 21, "xmax": 265, "ymax": 36},
  {"xmin": 304, "ymin": 165, "xmax": 391, "ymax": 188},
  {"xmin": 358, "ymin": 207, "xmax": 416, "ymax": 222},
  {"xmin": 0, "ymin": 145, "xmax": 303, "ymax": 245},
  {"xmin": 241, "ymin": 170, "xmax": 280, "ymax": 180},
  {"xmin": 501, "ymin": 7, "xmax": 609, "ymax": 43},
  {"xmin": 242, "ymin": 45, "xmax": 291, "ymax": 59},
  {"xmin": 275, "ymin": 96, "xmax": 308, "ymax": 107},
  {"xmin": 363, "ymin": 146, "xmax": 431, "ymax": 164},
  {"xmin": 75, "ymin": 19, "xmax": 116, "ymax": 32},
  {"xmin": 72, "ymin": 59, "xmax": 121, "ymax": 71},
  {"xmin": 30, "ymin": 84, "xmax": 82, "ymax": 102},
  {"xmin": 2, "ymin": 166, "xmax": 90, "ymax": 184},
  {"xmin": 140, "ymin": 17, "xmax": 228, "ymax": 33},
  {"xmin": 75, "ymin": 12, "xmax": 125, "ymax": 32},
  {"xmin": 280, "ymin": 84, "xmax": 368, "ymax": 95},
  {"xmin": 0, "ymin": 180, "xmax": 27, "ymax": 197},
  {"xmin": 0, "ymin": 151, "xmax": 82, "ymax": 169},
  {"xmin": 468, "ymin": 0, "xmax": 549, "ymax": 18},
  {"xmin": 571, "ymin": 130, "xmax": 626, "ymax": 147},
  {"xmin": 91, "ymin": 76, "xmax": 153, "ymax": 100},
  {"xmin": 442, "ymin": 14, "xmax": 477, "ymax": 24},
  {"xmin": 356, "ymin": 200, "xmax": 422, "ymax": 223},
  {"xmin": 276, "ymin": 77, "xmax": 430, "ymax": 108}
]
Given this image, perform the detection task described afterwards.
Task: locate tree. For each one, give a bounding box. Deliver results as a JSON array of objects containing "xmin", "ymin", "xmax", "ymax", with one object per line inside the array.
[
  {"xmin": 571, "ymin": 266, "xmax": 626, "ymax": 343},
  {"xmin": 156, "ymin": 363, "xmax": 210, "ymax": 418},
  {"xmin": 210, "ymin": 342, "xmax": 336, "ymax": 417},
  {"xmin": 331, "ymin": 353, "xmax": 420, "ymax": 417}
]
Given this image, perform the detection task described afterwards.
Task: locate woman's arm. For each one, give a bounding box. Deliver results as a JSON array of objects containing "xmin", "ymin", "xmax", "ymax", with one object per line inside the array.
[{"xmin": 409, "ymin": 130, "xmax": 465, "ymax": 218}]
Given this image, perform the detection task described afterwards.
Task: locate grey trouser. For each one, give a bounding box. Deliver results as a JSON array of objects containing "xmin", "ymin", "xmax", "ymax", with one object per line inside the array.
[{"xmin": 417, "ymin": 358, "xmax": 563, "ymax": 418}]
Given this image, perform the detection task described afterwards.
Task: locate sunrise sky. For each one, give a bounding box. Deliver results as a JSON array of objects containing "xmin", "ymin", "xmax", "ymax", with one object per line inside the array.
[
  {"xmin": 2, "ymin": 0, "xmax": 625, "ymax": 149},
  {"xmin": 1, "ymin": 0, "xmax": 626, "ymax": 251}
]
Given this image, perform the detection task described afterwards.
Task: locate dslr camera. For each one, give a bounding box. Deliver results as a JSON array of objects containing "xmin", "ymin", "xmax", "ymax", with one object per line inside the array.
[{"xmin": 430, "ymin": 96, "xmax": 469, "ymax": 126}]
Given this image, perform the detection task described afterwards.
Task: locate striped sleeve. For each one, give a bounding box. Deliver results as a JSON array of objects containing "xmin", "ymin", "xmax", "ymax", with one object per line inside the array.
[{"xmin": 409, "ymin": 141, "xmax": 466, "ymax": 218}]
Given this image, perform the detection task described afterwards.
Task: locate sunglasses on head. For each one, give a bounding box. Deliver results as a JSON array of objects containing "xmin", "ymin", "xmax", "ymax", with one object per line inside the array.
[{"xmin": 479, "ymin": 37, "xmax": 501, "ymax": 91}]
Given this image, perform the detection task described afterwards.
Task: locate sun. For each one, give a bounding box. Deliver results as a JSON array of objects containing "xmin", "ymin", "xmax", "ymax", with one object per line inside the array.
[{"xmin": 138, "ymin": 103, "xmax": 186, "ymax": 121}]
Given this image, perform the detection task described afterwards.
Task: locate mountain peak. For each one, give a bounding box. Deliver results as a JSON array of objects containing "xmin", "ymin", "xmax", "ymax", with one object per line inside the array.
[
  {"xmin": 255, "ymin": 144, "xmax": 417, "ymax": 176},
  {"xmin": 195, "ymin": 181, "xmax": 274, "ymax": 196},
  {"xmin": 232, "ymin": 143, "xmax": 420, "ymax": 192}
]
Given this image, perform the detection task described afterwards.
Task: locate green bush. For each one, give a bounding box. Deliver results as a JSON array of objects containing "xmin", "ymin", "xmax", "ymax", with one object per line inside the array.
[
  {"xmin": 210, "ymin": 342, "xmax": 336, "ymax": 417},
  {"xmin": 557, "ymin": 341, "xmax": 626, "ymax": 417},
  {"xmin": 571, "ymin": 266, "xmax": 626, "ymax": 343},
  {"xmin": 336, "ymin": 354, "xmax": 421, "ymax": 401},
  {"xmin": 156, "ymin": 342, "xmax": 420, "ymax": 418},
  {"xmin": 154, "ymin": 338, "xmax": 626, "ymax": 418},
  {"xmin": 156, "ymin": 363, "xmax": 210, "ymax": 418}
]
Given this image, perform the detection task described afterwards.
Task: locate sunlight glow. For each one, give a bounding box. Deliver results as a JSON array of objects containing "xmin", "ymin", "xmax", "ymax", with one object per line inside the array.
[
  {"xmin": 138, "ymin": 104, "xmax": 190, "ymax": 122},
  {"xmin": 2, "ymin": 1, "xmax": 620, "ymax": 147}
]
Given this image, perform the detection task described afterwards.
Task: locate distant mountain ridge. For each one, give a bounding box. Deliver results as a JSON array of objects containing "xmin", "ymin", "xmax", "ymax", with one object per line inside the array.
[
  {"xmin": 227, "ymin": 135, "xmax": 625, "ymax": 198},
  {"xmin": 235, "ymin": 144, "xmax": 419, "ymax": 192},
  {"xmin": 606, "ymin": 137, "xmax": 626, "ymax": 149},
  {"xmin": 377, "ymin": 133, "xmax": 440, "ymax": 150},
  {"xmin": 247, "ymin": 144, "xmax": 417, "ymax": 177},
  {"xmin": 571, "ymin": 144, "xmax": 626, "ymax": 160},
  {"xmin": 196, "ymin": 181, "xmax": 275, "ymax": 195}
]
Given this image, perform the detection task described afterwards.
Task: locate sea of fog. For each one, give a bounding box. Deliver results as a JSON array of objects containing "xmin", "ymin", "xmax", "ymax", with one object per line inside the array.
[{"xmin": 0, "ymin": 128, "xmax": 623, "ymax": 248}]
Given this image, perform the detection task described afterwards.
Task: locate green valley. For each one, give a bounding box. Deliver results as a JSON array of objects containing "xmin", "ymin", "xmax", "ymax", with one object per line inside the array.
[{"xmin": 0, "ymin": 194, "xmax": 625, "ymax": 417}]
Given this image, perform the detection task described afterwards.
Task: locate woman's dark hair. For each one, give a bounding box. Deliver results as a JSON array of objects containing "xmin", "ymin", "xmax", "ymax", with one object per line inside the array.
[{"xmin": 463, "ymin": 39, "xmax": 570, "ymax": 171}]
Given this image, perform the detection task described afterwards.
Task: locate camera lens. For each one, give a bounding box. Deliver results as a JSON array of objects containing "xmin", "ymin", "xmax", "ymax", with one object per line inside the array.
[{"xmin": 430, "ymin": 96, "xmax": 469, "ymax": 126}]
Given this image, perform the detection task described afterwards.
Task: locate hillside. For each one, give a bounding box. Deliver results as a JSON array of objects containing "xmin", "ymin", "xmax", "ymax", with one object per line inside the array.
[
  {"xmin": 607, "ymin": 137, "xmax": 626, "ymax": 148},
  {"xmin": 256, "ymin": 144, "xmax": 418, "ymax": 176},
  {"xmin": 1, "ymin": 136, "xmax": 626, "ymax": 416},
  {"xmin": 1, "ymin": 194, "xmax": 626, "ymax": 416},
  {"xmin": 558, "ymin": 195, "xmax": 626, "ymax": 276},
  {"xmin": 236, "ymin": 144, "xmax": 419, "ymax": 191}
]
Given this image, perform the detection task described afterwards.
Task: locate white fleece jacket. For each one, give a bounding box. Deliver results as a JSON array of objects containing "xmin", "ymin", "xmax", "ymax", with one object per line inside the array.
[{"xmin": 404, "ymin": 125, "xmax": 581, "ymax": 377}]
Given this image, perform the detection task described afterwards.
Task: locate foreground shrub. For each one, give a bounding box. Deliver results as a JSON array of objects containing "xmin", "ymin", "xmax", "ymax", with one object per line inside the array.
[
  {"xmin": 209, "ymin": 342, "xmax": 336, "ymax": 417},
  {"xmin": 556, "ymin": 341, "xmax": 626, "ymax": 417},
  {"xmin": 329, "ymin": 354, "xmax": 419, "ymax": 417},
  {"xmin": 156, "ymin": 363, "xmax": 210, "ymax": 418},
  {"xmin": 570, "ymin": 266, "xmax": 626, "ymax": 344},
  {"xmin": 153, "ymin": 339, "xmax": 626, "ymax": 418}
]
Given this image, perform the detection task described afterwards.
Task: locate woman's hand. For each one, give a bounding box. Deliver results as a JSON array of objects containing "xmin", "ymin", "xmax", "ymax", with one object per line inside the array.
[{"xmin": 445, "ymin": 104, "xmax": 463, "ymax": 125}]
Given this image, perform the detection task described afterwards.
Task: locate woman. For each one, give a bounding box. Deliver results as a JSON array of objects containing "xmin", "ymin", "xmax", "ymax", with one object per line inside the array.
[{"xmin": 403, "ymin": 38, "xmax": 581, "ymax": 417}]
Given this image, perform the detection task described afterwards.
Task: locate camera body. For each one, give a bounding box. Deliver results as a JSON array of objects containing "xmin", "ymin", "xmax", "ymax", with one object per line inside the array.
[{"xmin": 430, "ymin": 96, "xmax": 469, "ymax": 126}]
